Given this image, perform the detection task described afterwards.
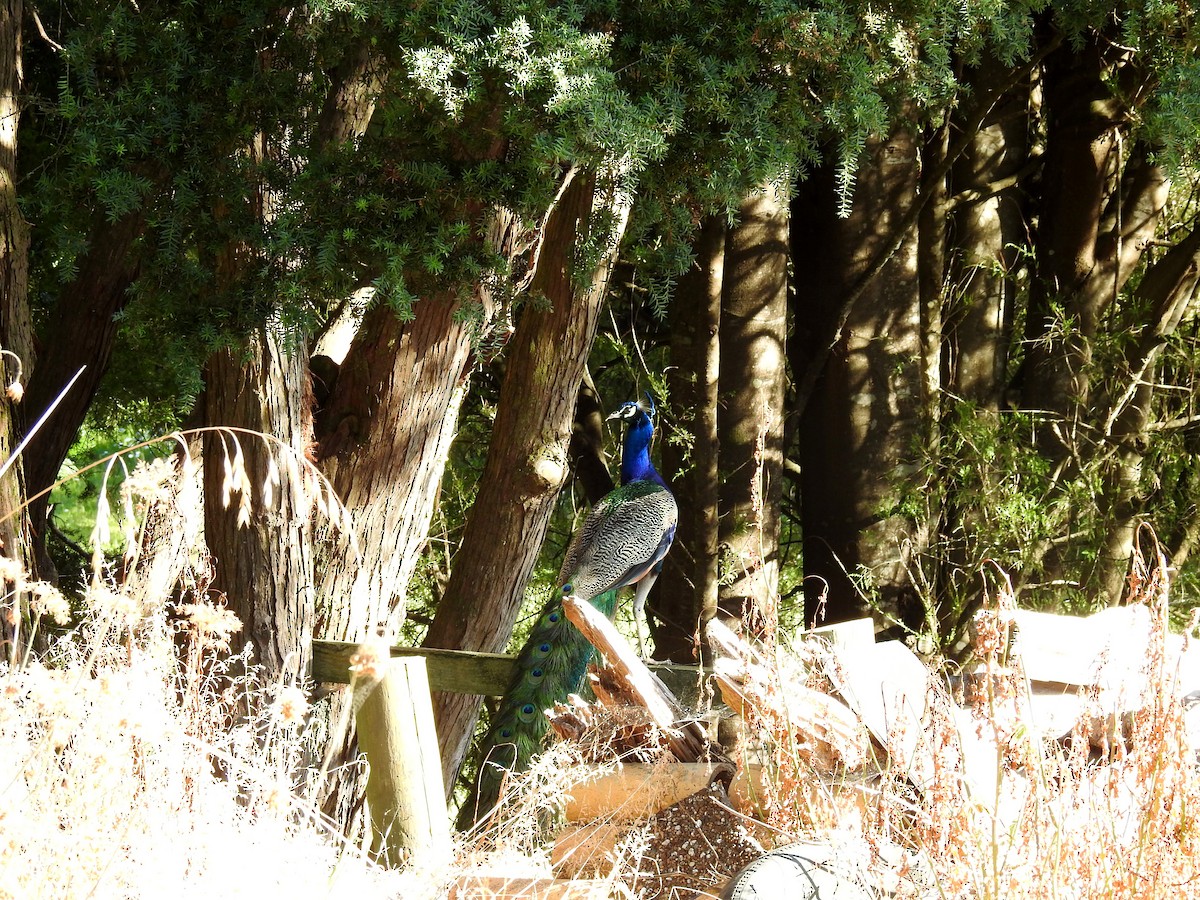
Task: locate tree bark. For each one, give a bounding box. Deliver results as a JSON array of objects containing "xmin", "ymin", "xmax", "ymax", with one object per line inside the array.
[
  {"xmin": 310, "ymin": 292, "xmax": 475, "ymax": 825},
  {"xmin": 200, "ymin": 35, "xmax": 379, "ymax": 687},
  {"xmin": 315, "ymin": 39, "xmax": 385, "ymax": 150},
  {"xmin": 718, "ymin": 183, "xmax": 789, "ymax": 634},
  {"xmin": 794, "ymin": 128, "xmax": 923, "ymax": 630},
  {"xmin": 422, "ymin": 171, "xmax": 629, "ymax": 792},
  {"xmin": 1020, "ymin": 37, "xmax": 1118, "ymax": 432},
  {"xmin": 0, "ymin": 0, "xmax": 32, "ymax": 649},
  {"xmin": 22, "ymin": 209, "xmax": 145, "ymax": 579},
  {"xmin": 202, "ymin": 332, "xmax": 315, "ymax": 683},
  {"xmin": 1017, "ymin": 37, "xmax": 1165, "ymax": 593},
  {"xmin": 1020, "ymin": 39, "xmax": 1164, "ymax": 450},
  {"xmin": 945, "ymin": 54, "xmax": 1029, "ymax": 411},
  {"xmin": 316, "ymin": 295, "xmax": 476, "ymax": 639},
  {"xmin": 657, "ymin": 214, "xmax": 722, "ymax": 662},
  {"xmin": 933, "ymin": 56, "xmax": 1032, "ymax": 623}
]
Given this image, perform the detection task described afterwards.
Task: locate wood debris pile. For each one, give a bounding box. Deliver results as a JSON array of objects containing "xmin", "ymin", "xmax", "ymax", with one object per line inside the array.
[{"xmin": 459, "ymin": 590, "xmax": 1200, "ymax": 899}]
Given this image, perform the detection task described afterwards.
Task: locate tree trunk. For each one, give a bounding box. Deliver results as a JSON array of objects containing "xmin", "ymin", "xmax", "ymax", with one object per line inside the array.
[
  {"xmin": 1020, "ymin": 38, "xmax": 1164, "ymax": 447},
  {"xmin": 934, "ymin": 55, "xmax": 1031, "ymax": 624},
  {"xmin": 316, "ymin": 296, "xmax": 476, "ymax": 639},
  {"xmin": 1020, "ymin": 37, "xmax": 1117, "ymax": 433},
  {"xmin": 794, "ymin": 128, "xmax": 923, "ymax": 630},
  {"xmin": 423, "ymin": 170, "xmax": 630, "ymax": 792},
  {"xmin": 945, "ymin": 54, "xmax": 1029, "ymax": 411},
  {"xmin": 22, "ymin": 210, "xmax": 145, "ymax": 579},
  {"xmin": 0, "ymin": 0, "xmax": 32, "ymax": 649},
  {"xmin": 1018, "ymin": 36, "xmax": 1165, "ymax": 592},
  {"xmin": 718, "ymin": 184, "xmax": 789, "ymax": 634},
  {"xmin": 309, "ymin": 292, "xmax": 476, "ymax": 826},
  {"xmin": 657, "ymin": 215, "xmax": 722, "ymax": 662},
  {"xmin": 199, "ymin": 36, "xmax": 376, "ymax": 687},
  {"xmin": 202, "ymin": 332, "xmax": 315, "ymax": 683},
  {"xmin": 1093, "ymin": 224, "xmax": 1200, "ymax": 603}
]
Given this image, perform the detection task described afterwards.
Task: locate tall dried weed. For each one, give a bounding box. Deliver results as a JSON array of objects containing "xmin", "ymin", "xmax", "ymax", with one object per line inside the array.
[{"xmin": 0, "ymin": 430, "xmax": 398, "ymax": 900}]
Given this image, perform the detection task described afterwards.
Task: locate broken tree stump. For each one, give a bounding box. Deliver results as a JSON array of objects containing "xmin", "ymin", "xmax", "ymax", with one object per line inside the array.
[{"xmin": 561, "ymin": 595, "xmax": 708, "ymax": 761}]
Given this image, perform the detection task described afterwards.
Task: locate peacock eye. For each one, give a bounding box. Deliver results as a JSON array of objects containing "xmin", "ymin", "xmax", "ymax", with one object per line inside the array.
[{"xmin": 547, "ymin": 612, "xmax": 560, "ymax": 623}]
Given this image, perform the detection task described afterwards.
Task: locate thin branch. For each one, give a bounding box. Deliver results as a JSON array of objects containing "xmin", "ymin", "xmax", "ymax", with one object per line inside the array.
[
  {"xmin": 948, "ymin": 152, "xmax": 1043, "ymax": 209},
  {"xmin": 1144, "ymin": 413, "xmax": 1200, "ymax": 433},
  {"xmin": 30, "ymin": 7, "xmax": 65, "ymax": 53},
  {"xmin": 514, "ymin": 164, "xmax": 580, "ymax": 296}
]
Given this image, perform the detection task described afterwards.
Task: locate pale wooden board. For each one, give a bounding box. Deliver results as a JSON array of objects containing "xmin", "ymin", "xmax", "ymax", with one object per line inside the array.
[
  {"xmin": 828, "ymin": 640, "xmax": 1001, "ymax": 808},
  {"xmin": 828, "ymin": 640, "xmax": 935, "ymax": 791},
  {"xmin": 804, "ymin": 617, "xmax": 876, "ymax": 652}
]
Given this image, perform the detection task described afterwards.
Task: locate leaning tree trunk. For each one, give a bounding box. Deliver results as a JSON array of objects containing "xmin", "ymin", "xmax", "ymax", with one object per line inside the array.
[
  {"xmin": 1093, "ymin": 223, "xmax": 1199, "ymax": 604},
  {"xmin": 423, "ymin": 170, "xmax": 631, "ymax": 792},
  {"xmin": 22, "ymin": 210, "xmax": 146, "ymax": 581},
  {"xmin": 794, "ymin": 128, "xmax": 923, "ymax": 630},
  {"xmin": 718, "ymin": 184, "xmax": 789, "ymax": 635},
  {"xmin": 0, "ymin": 0, "xmax": 33, "ymax": 651},
  {"xmin": 657, "ymin": 214, "xmax": 722, "ymax": 662},
  {"xmin": 202, "ymin": 331, "xmax": 316, "ymax": 684}
]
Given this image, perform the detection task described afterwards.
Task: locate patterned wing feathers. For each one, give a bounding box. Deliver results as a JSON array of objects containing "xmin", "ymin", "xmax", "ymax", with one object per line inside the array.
[{"xmin": 558, "ymin": 482, "xmax": 678, "ymax": 600}]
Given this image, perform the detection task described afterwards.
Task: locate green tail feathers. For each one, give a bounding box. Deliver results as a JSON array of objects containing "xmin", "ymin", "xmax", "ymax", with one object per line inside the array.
[{"xmin": 458, "ymin": 588, "xmax": 618, "ymax": 828}]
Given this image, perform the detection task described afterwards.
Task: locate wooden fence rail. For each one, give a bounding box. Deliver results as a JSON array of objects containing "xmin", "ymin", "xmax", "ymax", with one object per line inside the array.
[{"xmin": 312, "ymin": 639, "xmax": 708, "ymax": 701}]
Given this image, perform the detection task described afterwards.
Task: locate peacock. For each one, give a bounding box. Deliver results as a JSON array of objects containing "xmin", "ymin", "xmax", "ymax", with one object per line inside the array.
[{"xmin": 459, "ymin": 394, "xmax": 677, "ymax": 827}]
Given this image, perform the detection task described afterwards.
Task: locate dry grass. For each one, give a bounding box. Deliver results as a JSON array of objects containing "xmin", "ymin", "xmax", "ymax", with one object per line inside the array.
[
  {"xmin": 0, "ymin": 429, "xmax": 627, "ymax": 899},
  {"xmin": 732, "ymin": 543, "xmax": 1200, "ymax": 899},
  {"xmin": 0, "ymin": 436, "xmax": 409, "ymax": 900},
  {"xmin": 7, "ymin": 415, "xmax": 1200, "ymax": 898}
]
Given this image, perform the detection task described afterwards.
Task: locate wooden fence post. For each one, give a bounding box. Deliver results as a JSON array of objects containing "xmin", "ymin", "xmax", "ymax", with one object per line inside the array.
[{"xmin": 354, "ymin": 655, "xmax": 451, "ymax": 865}]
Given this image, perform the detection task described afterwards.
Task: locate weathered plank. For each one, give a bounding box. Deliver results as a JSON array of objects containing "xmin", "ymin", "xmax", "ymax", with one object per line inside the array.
[
  {"xmin": 312, "ymin": 638, "xmax": 709, "ymax": 701},
  {"xmin": 561, "ymin": 761, "xmax": 733, "ymax": 823},
  {"xmin": 313, "ymin": 640, "xmax": 518, "ymax": 694},
  {"xmin": 562, "ymin": 595, "xmax": 708, "ymax": 761}
]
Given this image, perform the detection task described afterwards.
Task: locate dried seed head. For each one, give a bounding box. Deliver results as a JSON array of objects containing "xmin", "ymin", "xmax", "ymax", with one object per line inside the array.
[
  {"xmin": 179, "ymin": 601, "xmax": 243, "ymax": 650},
  {"xmin": 0, "ymin": 555, "xmax": 28, "ymax": 587},
  {"xmin": 29, "ymin": 583, "xmax": 70, "ymax": 626},
  {"xmin": 89, "ymin": 585, "xmax": 144, "ymax": 629},
  {"xmin": 348, "ymin": 638, "xmax": 391, "ymax": 683},
  {"xmin": 271, "ymin": 685, "xmax": 310, "ymax": 726}
]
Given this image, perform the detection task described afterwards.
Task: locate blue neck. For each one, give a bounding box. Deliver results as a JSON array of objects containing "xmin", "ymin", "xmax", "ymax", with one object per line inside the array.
[{"xmin": 620, "ymin": 411, "xmax": 666, "ymax": 487}]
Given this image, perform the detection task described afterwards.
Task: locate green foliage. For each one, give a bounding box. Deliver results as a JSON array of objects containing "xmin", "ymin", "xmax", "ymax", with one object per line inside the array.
[
  {"xmin": 48, "ymin": 419, "xmax": 173, "ymax": 559},
  {"xmin": 26, "ymin": 0, "xmax": 1200, "ymax": 660}
]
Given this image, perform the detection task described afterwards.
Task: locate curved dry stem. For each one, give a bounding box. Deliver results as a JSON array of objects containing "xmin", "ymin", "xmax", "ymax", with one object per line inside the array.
[{"xmin": 1, "ymin": 425, "xmax": 360, "ymax": 558}]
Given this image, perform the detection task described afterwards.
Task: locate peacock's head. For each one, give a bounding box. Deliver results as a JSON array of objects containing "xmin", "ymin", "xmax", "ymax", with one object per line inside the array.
[{"xmin": 606, "ymin": 392, "xmax": 656, "ymax": 425}]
